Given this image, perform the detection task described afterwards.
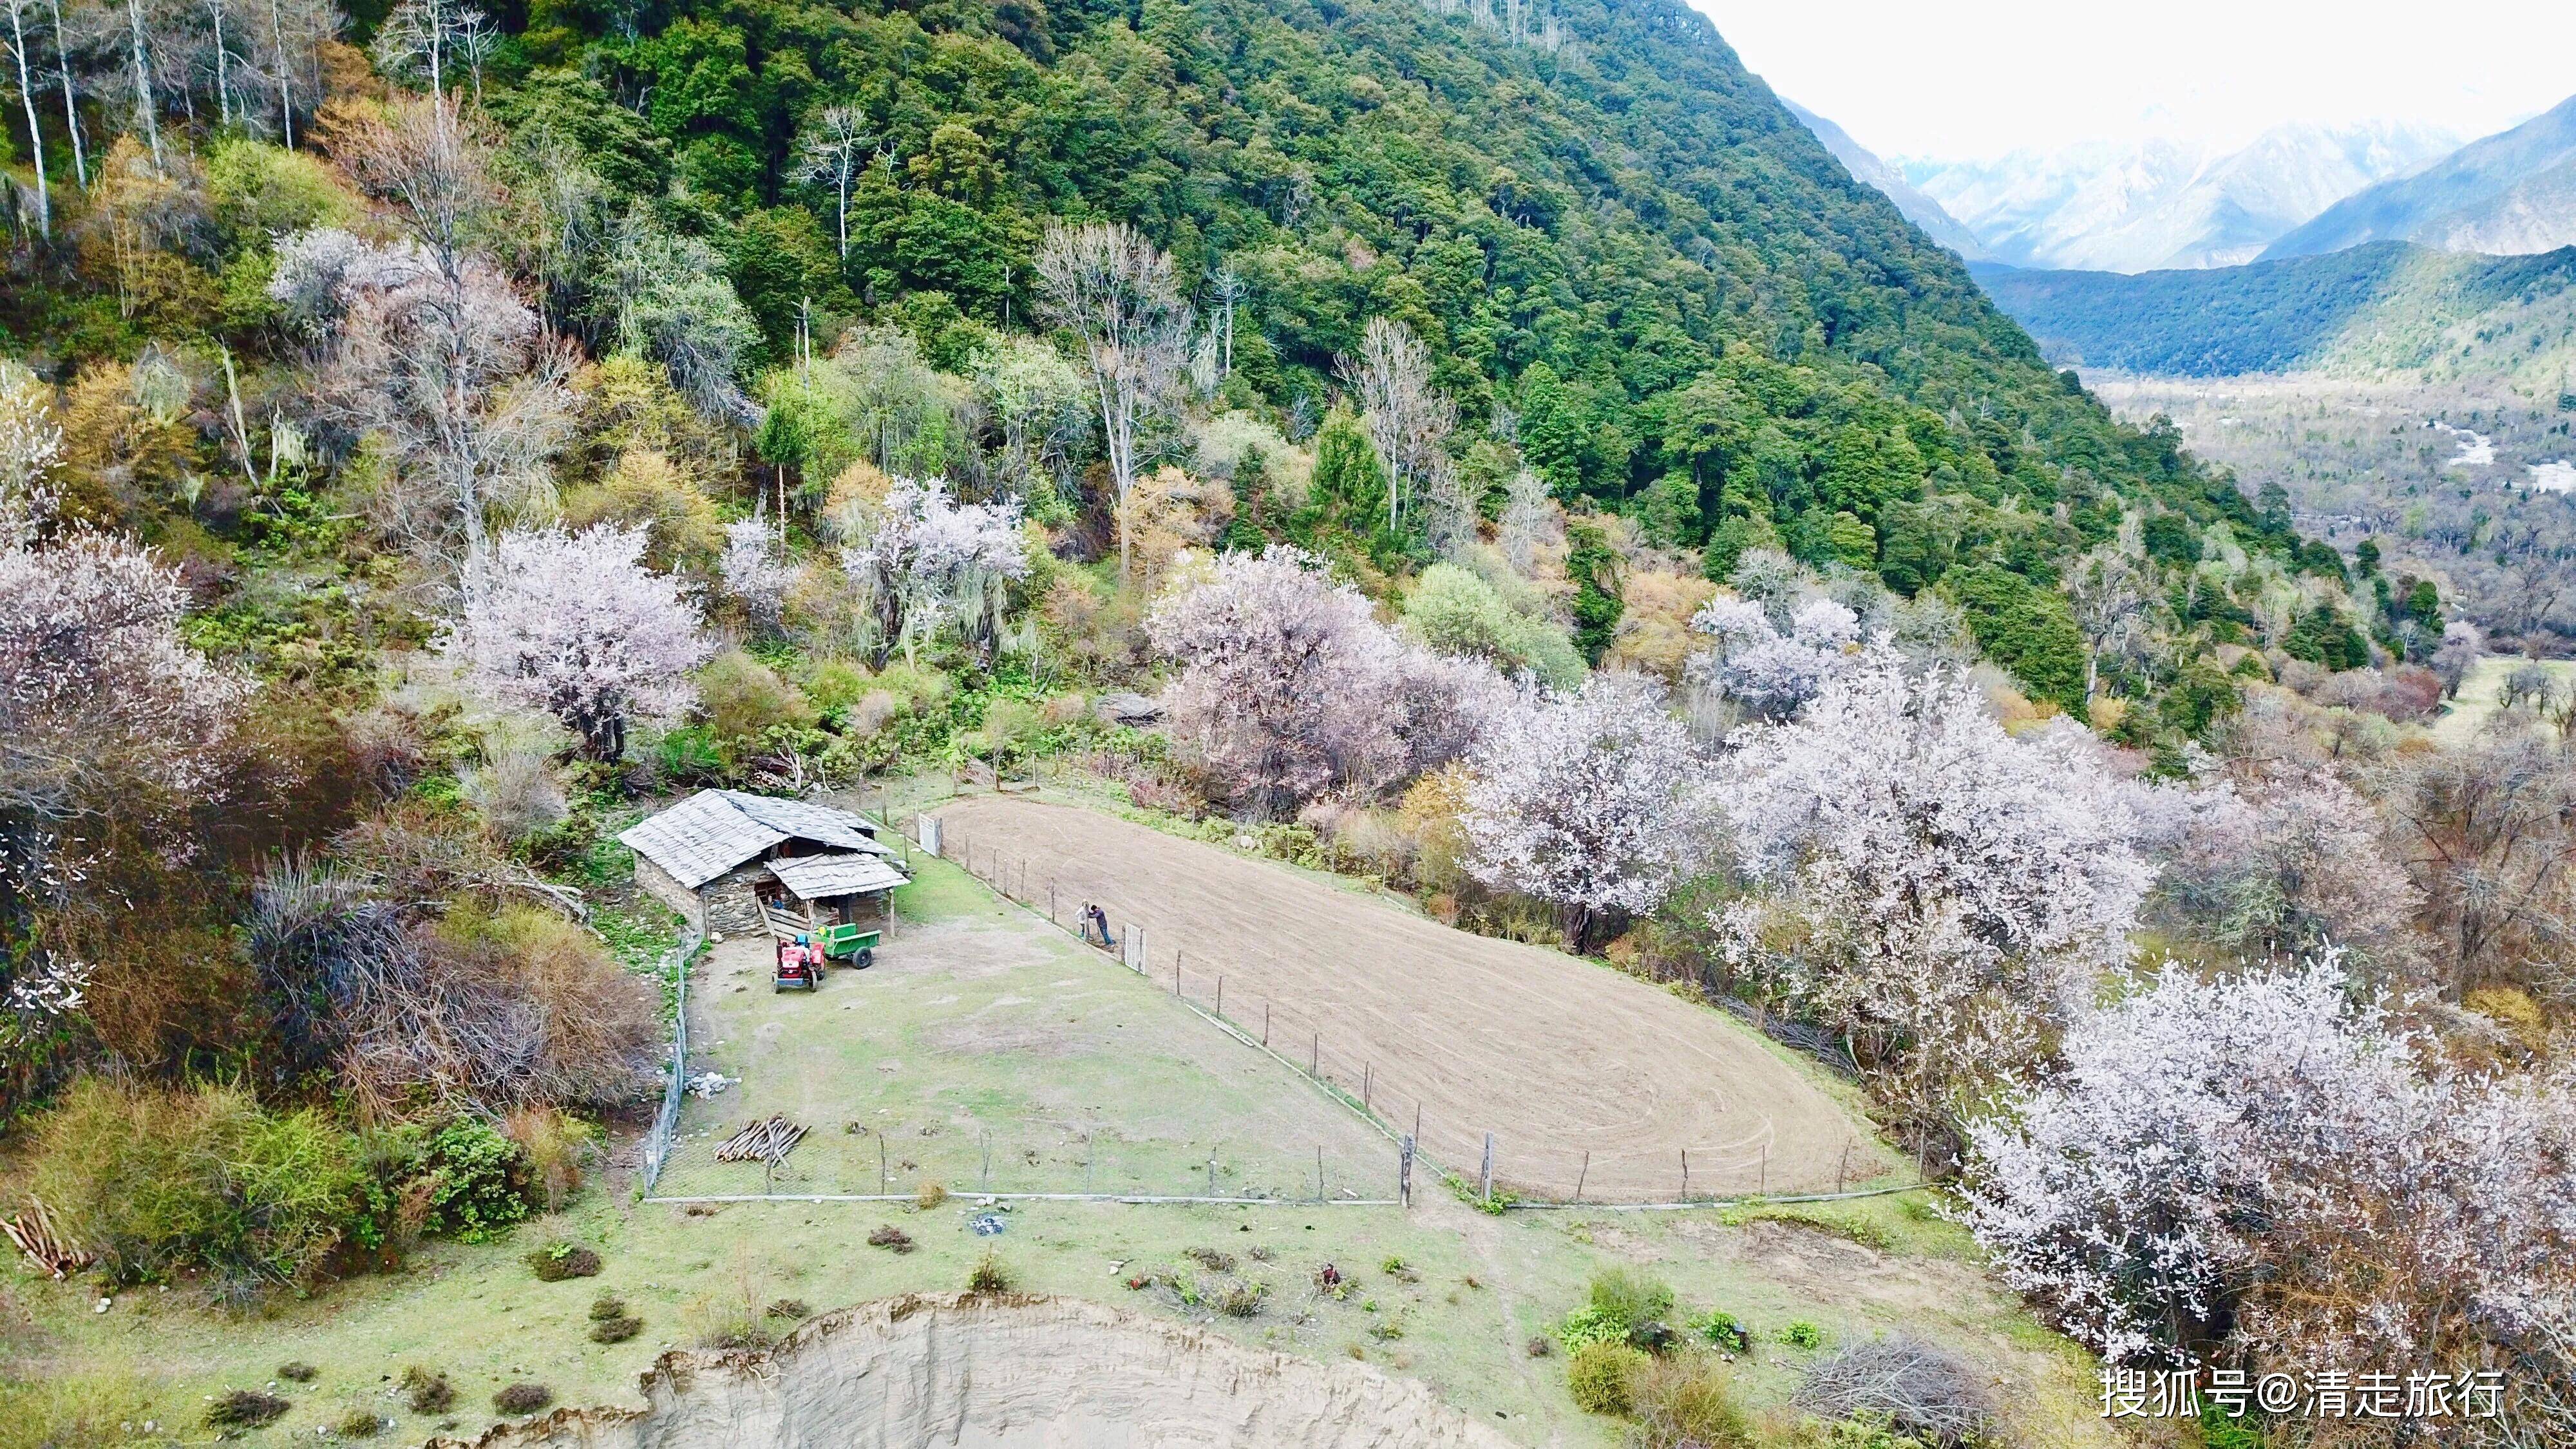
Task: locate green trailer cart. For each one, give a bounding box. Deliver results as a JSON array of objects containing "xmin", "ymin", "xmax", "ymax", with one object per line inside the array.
[{"xmin": 815, "ymin": 922, "xmax": 881, "ymax": 967}]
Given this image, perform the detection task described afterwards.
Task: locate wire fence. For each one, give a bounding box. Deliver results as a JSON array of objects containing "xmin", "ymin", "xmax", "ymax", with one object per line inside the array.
[
  {"xmin": 929, "ymin": 815, "xmax": 1920, "ymax": 1208},
  {"xmin": 638, "ymin": 925, "xmax": 705, "ymax": 1195},
  {"xmin": 647, "ymin": 1119, "xmax": 1401, "ymax": 1205}
]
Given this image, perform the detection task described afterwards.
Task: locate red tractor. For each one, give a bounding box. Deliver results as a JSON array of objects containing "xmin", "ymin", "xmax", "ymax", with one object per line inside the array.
[{"xmin": 774, "ymin": 936, "xmax": 822, "ymax": 992}]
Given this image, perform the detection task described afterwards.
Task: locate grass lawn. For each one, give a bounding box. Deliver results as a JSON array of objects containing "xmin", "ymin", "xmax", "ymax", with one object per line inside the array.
[
  {"xmin": 2431, "ymin": 655, "xmax": 2576, "ymax": 745},
  {"xmin": 652, "ymin": 847, "xmax": 1400, "ymax": 1202}
]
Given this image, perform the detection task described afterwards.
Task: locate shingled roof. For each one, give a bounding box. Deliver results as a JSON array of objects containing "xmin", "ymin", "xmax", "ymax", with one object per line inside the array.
[
  {"xmin": 769, "ymin": 851, "xmax": 910, "ymax": 901},
  {"xmin": 618, "ymin": 790, "xmax": 893, "ymax": 889}
]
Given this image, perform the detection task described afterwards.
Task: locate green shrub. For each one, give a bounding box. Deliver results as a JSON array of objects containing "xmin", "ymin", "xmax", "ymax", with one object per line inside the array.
[
  {"xmin": 1566, "ymin": 1341, "xmax": 1649, "ymax": 1416},
  {"xmin": 652, "ymin": 724, "xmax": 726, "ymax": 784},
  {"xmin": 695, "ymin": 649, "xmax": 819, "ymax": 762},
  {"xmin": 1629, "ymin": 1352, "xmax": 1754, "ymax": 1448},
  {"xmin": 527, "ymin": 1243, "xmax": 603, "ymax": 1280},
  {"xmin": 2199, "ymin": 1405, "xmax": 2269, "ymax": 1449},
  {"xmin": 420, "ymin": 1117, "xmax": 534, "ymax": 1242},
  {"xmin": 1557, "ymin": 1304, "xmax": 1629, "ymax": 1352},
  {"xmin": 331, "ymin": 1408, "xmax": 387, "ymax": 1438},
  {"xmin": 966, "ymin": 1252, "xmax": 1013, "ymax": 1294},
  {"xmin": 1588, "ymin": 1266, "xmax": 1676, "ymax": 1349},
  {"xmin": 28, "ymin": 1079, "xmax": 363, "ymax": 1302},
  {"xmin": 1779, "ymin": 1320, "xmax": 1826, "ymax": 1349},
  {"xmin": 399, "ymin": 1367, "xmax": 454, "ymax": 1414},
  {"xmin": 1694, "ymin": 1309, "xmax": 1751, "ymax": 1352}
]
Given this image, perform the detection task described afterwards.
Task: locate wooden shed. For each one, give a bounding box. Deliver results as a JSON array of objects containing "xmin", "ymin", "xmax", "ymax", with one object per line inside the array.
[{"xmin": 618, "ymin": 790, "xmax": 909, "ymax": 939}]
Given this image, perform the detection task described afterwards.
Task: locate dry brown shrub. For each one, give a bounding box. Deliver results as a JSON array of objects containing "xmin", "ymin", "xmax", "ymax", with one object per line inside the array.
[
  {"xmin": 1604, "ymin": 571, "xmax": 1716, "ymax": 681},
  {"xmin": 458, "ymin": 907, "xmax": 661, "ymax": 1108},
  {"xmin": 1040, "ymin": 576, "xmax": 1148, "ymax": 683},
  {"xmin": 560, "ymin": 450, "xmax": 726, "ymax": 573},
  {"xmin": 503, "ymin": 1105, "xmax": 594, "ymax": 1213}
]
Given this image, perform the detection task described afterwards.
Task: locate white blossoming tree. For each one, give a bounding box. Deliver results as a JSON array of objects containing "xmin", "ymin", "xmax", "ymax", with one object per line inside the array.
[
  {"xmin": 837, "ymin": 477, "xmax": 1028, "ymax": 667},
  {"xmin": 2147, "ymin": 766, "xmax": 2425, "ymax": 977},
  {"xmin": 1718, "ymin": 650, "xmax": 2151, "ymax": 1122},
  {"xmin": 1959, "ymin": 956, "xmax": 2576, "ymax": 1432},
  {"xmin": 0, "ymin": 361, "xmax": 62, "ymax": 550},
  {"xmin": 1150, "ymin": 546, "xmax": 1504, "ymax": 815},
  {"xmin": 444, "ymin": 523, "xmax": 711, "ymax": 761},
  {"xmin": 1685, "ymin": 592, "xmax": 1859, "ymax": 721},
  {"xmin": 1458, "ymin": 672, "xmax": 1709, "ymax": 951},
  {"xmin": 719, "ymin": 512, "xmax": 795, "ymax": 634},
  {"xmin": 3, "ymin": 531, "xmax": 251, "ymax": 1073},
  {"xmin": 1, "ymin": 531, "xmax": 252, "ymax": 846}
]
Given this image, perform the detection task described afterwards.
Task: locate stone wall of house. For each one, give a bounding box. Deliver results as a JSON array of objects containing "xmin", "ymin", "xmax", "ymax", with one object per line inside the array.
[
  {"xmin": 634, "ymin": 856, "xmax": 703, "ymax": 934},
  {"xmin": 703, "ymin": 862, "xmax": 770, "ymax": 937}
]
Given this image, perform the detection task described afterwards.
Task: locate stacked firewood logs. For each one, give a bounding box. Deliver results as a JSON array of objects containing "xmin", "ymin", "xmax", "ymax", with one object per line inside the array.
[
  {"xmin": 714, "ymin": 1115, "xmax": 810, "ymax": 1164},
  {"xmin": 4, "ymin": 1197, "xmax": 93, "ymax": 1278}
]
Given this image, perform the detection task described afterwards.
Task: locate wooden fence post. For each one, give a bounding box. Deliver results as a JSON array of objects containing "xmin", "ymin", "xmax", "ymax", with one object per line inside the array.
[
  {"xmin": 1399, "ymin": 1135, "xmax": 1414, "ymax": 1208},
  {"xmin": 1576, "ymin": 1150, "xmax": 1589, "ymax": 1203},
  {"xmin": 1363, "ymin": 1062, "xmax": 1370, "ymax": 1110},
  {"xmin": 1310, "ymin": 1032, "xmax": 1319, "ymax": 1077},
  {"xmin": 1681, "ymin": 1149, "xmax": 1690, "ymax": 1202},
  {"xmin": 878, "ymin": 1135, "xmax": 888, "ymax": 1196},
  {"xmin": 1480, "ymin": 1133, "xmax": 1495, "ymax": 1205},
  {"xmin": 1262, "ymin": 1003, "xmax": 1271, "ymax": 1045},
  {"xmin": 1215, "ymin": 976, "xmax": 1223, "ymax": 1019}
]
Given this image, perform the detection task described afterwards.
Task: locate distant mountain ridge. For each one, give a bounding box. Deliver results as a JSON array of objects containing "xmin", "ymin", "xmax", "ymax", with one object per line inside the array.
[
  {"xmin": 1971, "ymin": 244, "xmax": 2576, "ymax": 387},
  {"xmin": 1904, "ymin": 122, "xmax": 2458, "ymax": 273},
  {"xmin": 2262, "ymin": 95, "xmax": 2576, "ymax": 260},
  {"xmin": 1783, "ymin": 100, "xmax": 1985, "ymax": 259}
]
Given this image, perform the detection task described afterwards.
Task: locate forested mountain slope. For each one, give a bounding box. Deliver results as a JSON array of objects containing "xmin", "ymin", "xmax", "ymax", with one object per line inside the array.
[
  {"xmin": 3, "ymin": 0, "xmax": 2262, "ymax": 581},
  {"xmin": 1974, "ymin": 243, "xmax": 2576, "ymax": 388}
]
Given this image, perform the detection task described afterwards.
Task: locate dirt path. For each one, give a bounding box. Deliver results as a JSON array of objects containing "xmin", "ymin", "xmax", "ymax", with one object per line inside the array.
[{"xmin": 930, "ymin": 796, "xmax": 1874, "ymax": 1200}]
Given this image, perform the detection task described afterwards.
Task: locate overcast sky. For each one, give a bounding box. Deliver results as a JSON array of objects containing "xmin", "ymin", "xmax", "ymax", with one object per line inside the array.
[{"xmin": 1686, "ymin": 0, "xmax": 2576, "ymax": 162}]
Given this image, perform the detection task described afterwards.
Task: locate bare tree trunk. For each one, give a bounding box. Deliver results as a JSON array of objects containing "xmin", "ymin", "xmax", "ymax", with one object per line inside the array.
[
  {"xmin": 43, "ymin": 0, "xmax": 77, "ymax": 185},
  {"xmin": 207, "ymin": 0, "xmax": 231, "ymax": 125},
  {"xmin": 124, "ymin": 0, "xmax": 161, "ymax": 166},
  {"xmin": 5, "ymin": 0, "xmax": 49, "ymax": 237},
  {"xmin": 267, "ymin": 0, "xmax": 290, "ymax": 147}
]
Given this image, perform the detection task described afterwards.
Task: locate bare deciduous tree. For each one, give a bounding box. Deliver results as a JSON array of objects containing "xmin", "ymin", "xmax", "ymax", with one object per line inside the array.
[
  {"xmin": 2, "ymin": 0, "xmax": 53, "ymax": 236},
  {"xmin": 1033, "ymin": 221, "xmax": 1190, "ymax": 581},
  {"xmin": 285, "ymin": 98, "xmax": 574, "ymax": 587},
  {"xmin": 1207, "ymin": 264, "xmax": 1247, "ymax": 377},
  {"xmin": 1337, "ymin": 316, "xmax": 1455, "ymax": 534},
  {"xmin": 792, "ymin": 105, "xmax": 868, "ymax": 260}
]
